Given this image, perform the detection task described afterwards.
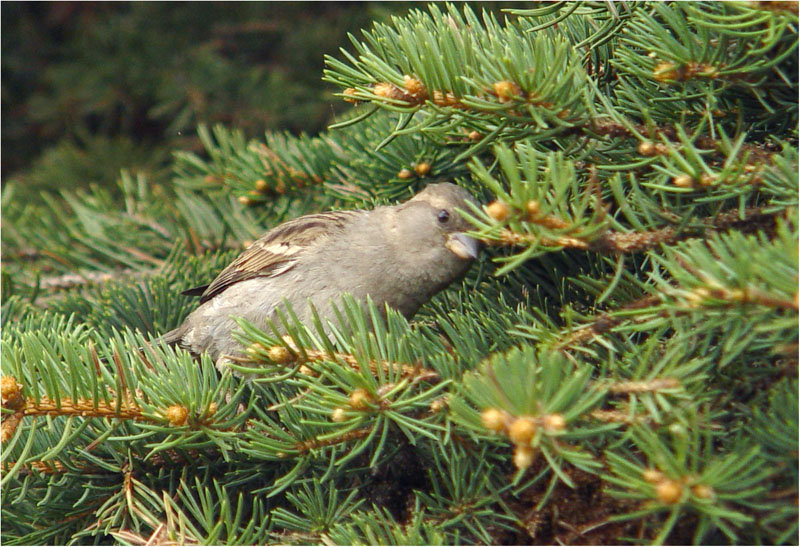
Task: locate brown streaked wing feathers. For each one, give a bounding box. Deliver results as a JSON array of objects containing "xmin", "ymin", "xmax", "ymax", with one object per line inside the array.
[{"xmin": 194, "ymin": 210, "xmax": 360, "ymax": 303}]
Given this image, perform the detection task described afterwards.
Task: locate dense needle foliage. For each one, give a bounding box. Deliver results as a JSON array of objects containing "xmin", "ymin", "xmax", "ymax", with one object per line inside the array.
[{"xmin": 2, "ymin": 2, "xmax": 797, "ymax": 545}]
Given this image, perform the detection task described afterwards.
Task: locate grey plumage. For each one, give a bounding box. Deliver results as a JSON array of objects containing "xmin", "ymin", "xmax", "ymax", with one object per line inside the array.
[{"xmin": 162, "ymin": 183, "xmax": 480, "ymax": 368}]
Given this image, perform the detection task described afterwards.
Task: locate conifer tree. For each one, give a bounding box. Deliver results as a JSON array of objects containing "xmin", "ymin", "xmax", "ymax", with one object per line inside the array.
[{"xmin": 2, "ymin": 2, "xmax": 797, "ymax": 545}]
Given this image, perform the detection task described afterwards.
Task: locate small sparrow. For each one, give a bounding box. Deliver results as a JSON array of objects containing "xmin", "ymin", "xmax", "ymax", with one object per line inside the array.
[{"xmin": 161, "ymin": 183, "xmax": 480, "ymax": 367}]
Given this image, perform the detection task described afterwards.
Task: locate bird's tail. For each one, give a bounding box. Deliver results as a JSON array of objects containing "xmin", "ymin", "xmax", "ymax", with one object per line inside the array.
[{"xmin": 156, "ymin": 325, "xmax": 187, "ymax": 348}]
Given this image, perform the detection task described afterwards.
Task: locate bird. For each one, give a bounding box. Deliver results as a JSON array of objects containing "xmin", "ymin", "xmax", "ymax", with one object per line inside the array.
[{"xmin": 161, "ymin": 183, "xmax": 480, "ymax": 370}]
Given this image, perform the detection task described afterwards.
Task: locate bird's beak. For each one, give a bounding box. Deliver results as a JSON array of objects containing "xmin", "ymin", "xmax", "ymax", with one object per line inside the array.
[{"xmin": 446, "ymin": 233, "xmax": 480, "ymax": 260}]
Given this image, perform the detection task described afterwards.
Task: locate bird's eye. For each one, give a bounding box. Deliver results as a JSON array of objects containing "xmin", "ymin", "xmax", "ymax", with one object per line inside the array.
[{"xmin": 437, "ymin": 210, "xmax": 450, "ymax": 223}]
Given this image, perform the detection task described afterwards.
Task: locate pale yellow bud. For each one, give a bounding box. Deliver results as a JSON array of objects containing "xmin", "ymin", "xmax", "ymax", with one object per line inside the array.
[
  {"xmin": 349, "ymin": 388, "xmax": 373, "ymax": 410},
  {"xmin": 430, "ymin": 398, "xmax": 447, "ymax": 413},
  {"xmin": 642, "ymin": 468, "xmax": 664, "ymax": 483},
  {"xmin": 373, "ymin": 82, "xmax": 406, "ymax": 101},
  {"xmin": 343, "ymin": 88, "xmax": 359, "ymax": 104},
  {"xmin": 481, "ymin": 408, "xmax": 507, "ymax": 433},
  {"xmin": 542, "ymin": 413, "xmax": 566, "ymax": 432},
  {"xmin": 691, "ymin": 484, "xmax": 714, "ymax": 499},
  {"xmin": 508, "ymin": 417, "xmax": 537, "ymax": 446},
  {"xmin": 486, "ymin": 200, "xmax": 510, "ymax": 222},
  {"xmin": 397, "ymin": 168, "xmax": 414, "ymax": 180},
  {"xmin": 414, "ymin": 162, "xmax": 432, "ymax": 176},
  {"xmin": 526, "ymin": 200, "xmax": 540, "ymax": 220},
  {"xmin": 493, "ymin": 80, "xmax": 522, "ymax": 102},
  {"xmin": 331, "ymin": 408, "xmax": 347, "ymax": 422},
  {"xmin": 403, "ymin": 75, "xmax": 427, "ymax": 99},
  {"xmin": 166, "ymin": 405, "xmax": 189, "ymax": 426},
  {"xmin": 513, "ymin": 445, "xmax": 536, "ymax": 469},
  {"xmin": 1, "ymin": 376, "xmax": 21, "ymax": 401},
  {"xmin": 656, "ymin": 479, "xmax": 683, "ymax": 504},
  {"xmin": 637, "ymin": 141, "xmax": 656, "ymax": 156},
  {"xmin": 268, "ymin": 345, "xmax": 292, "ymax": 364},
  {"xmin": 672, "ymin": 174, "xmax": 694, "ymax": 188}
]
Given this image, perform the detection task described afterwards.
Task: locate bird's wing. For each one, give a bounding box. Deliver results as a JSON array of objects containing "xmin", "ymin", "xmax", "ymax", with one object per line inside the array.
[{"xmin": 186, "ymin": 210, "xmax": 361, "ymax": 304}]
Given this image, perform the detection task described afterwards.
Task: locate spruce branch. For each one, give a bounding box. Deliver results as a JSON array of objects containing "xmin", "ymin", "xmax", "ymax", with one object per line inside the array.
[
  {"xmin": 37, "ymin": 269, "xmax": 149, "ymax": 292},
  {"xmin": 242, "ymin": 338, "xmax": 440, "ymax": 383},
  {"xmin": 4, "ymin": 447, "xmax": 211, "ymax": 478},
  {"xmin": 229, "ymin": 297, "xmax": 463, "ymax": 470},
  {"xmin": 2, "ymin": 170, "xmax": 266, "ymax": 297},
  {"xmin": 478, "ymin": 193, "xmax": 782, "ymax": 257},
  {"xmin": 291, "ymin": 426, "xmax": 376, "ymax": 455},
  {"xmin": 606, "ymin": 377, "xmax": 682, "ymax": 394},
  {"xmin": 589, "ymin": 408, "xmax": 652, "ymax": 425},
  {"xmin": 554, "ymin": 277, "xmax": 795, "ymax": 353},
  {"xmin": 175, "ymin": 125, "xmax": 333, "ymax": 205},
  {"xmin": 616, "ymin": 2, "xmax": 798, "ymax": 84},
  {"xmin": 324, "ymin": 3, "xmax": 589, "ymax": 150},
  {"xmin": 3, "ymin": 2, "xmax": 797, "ymax": 544},
  {"xmin": 8, "ymin": 394, "xmax": 144, "ymax": 422},
  {"xmin": 604, "ymin": 422, "xmax": 773, "ymax": 544},
  {"xmin": 464, "ymin": 135, "xmax": 795, "ymax": 275},
  {"xmin": 450, "ymin": 346, "xmax": 608, "ymax": 479}
]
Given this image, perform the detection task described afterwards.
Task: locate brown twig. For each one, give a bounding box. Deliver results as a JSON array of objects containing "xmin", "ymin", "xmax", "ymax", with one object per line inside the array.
[
  {"xmin": 589, "ymin": 409, "xmax": 650, "ymax": 424},
  {"xmin": 37, "ymin": 270, "xmax": 141, "ymax": 290},
  {"xmin": 304, "ymin": 348, "xmax": 440, "ymax": 382},
  {"xmin": 494, "ymin": 206, "xmax": 779, "ymax": 255},
  {"xmin": 294, "ymin": 406, "xmax": 439, "ymax": 455},
  {"xmin": 251, "ymin": 143, "xmax": 324, "ymax": 192},
  {"xmin": 1, "ymin": 410, "xmax": 24, "ymax": 442},
  {"xmin": 5, "ymin": 448, "xmax": 208, "ymax": 478},
  {"xmin": 606, "ymin": 378, "xmax": 681, "ymax": 394},
  {"xmin": 555, "ymin": 294, "xmax": 661, "ymax": 350},
  {"xmin": 295, "ymin": 426, "xmax": 374, "ymax": 454},
  {"xmin": 246, "ymin": 342, "xmax": 440, "ymax": 383},
  {"xmin": 17, "ymin": 395, "xmax": 144, "ymax": 420}
]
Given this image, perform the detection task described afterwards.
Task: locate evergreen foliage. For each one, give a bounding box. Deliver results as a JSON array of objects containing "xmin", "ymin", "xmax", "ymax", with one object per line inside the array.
[{"xmin": 2, "ymin": 2, "xmax": 797, "ymax": 545}]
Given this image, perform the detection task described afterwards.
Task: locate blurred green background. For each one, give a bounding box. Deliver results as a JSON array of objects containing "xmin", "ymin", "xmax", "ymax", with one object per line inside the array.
[{"xmin": 1, "ymin": 2, "xmax": 413, "ymax": 195}]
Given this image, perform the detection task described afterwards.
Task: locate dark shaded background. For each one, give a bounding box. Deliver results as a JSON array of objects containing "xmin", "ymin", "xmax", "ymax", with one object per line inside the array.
[{"xmin": 1, "ymin": 2, "xmax": 411, "ymax": 191}]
